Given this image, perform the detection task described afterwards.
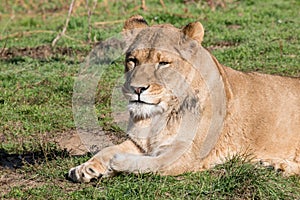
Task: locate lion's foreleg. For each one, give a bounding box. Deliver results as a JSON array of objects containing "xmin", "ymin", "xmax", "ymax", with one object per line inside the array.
[
  {"xmin": 110, "ymin": 142, "xmax": 191, "ymax": 174},
  {"xmin": 68, "ymin": 140, "xmax": 142, "ymax": 182},
  {"xmin": 110, "ymin": 154, "xmax": 162, "ymax": 173}
]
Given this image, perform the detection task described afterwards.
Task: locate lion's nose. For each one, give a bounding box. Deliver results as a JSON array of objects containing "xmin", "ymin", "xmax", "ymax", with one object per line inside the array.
[{"xmin": 131, "ymin": 85, "xmax": 150, "ymax": 94}]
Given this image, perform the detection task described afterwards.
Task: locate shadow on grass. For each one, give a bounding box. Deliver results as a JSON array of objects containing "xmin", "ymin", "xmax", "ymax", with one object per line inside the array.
[{"xmin": 0, "ymin": 147, "xmax": 70, "ymax": 169}]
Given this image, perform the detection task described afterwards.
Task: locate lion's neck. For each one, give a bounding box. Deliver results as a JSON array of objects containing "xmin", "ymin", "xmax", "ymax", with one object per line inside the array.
[{"xmin": 127, "ymin": 108, "xmax": 183, "ymax": 153}]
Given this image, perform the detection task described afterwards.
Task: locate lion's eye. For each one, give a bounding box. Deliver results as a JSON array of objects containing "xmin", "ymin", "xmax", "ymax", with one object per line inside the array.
[
  {"xmin": 157, "ymin": 61, "xmax": 170, "ymax": 69},
  {"xmin": 126, "ymin": 57, "xmax": 137, "ymax": 70}
]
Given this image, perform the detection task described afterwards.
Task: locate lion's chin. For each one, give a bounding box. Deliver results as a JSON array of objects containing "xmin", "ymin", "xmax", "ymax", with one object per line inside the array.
[{"xmin": 128, "ymin": 102, "xmax": 165, "ymax": 119}]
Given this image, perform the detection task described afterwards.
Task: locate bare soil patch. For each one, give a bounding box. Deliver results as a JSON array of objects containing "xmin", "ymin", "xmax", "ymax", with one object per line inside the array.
[
  {"xmin": 0, "ymin": 45, "xmax": 89, "ymax": 61},
  {"xmin": 55, "ymin": 127, "xmax": 127, "ymax": 154},
  {"xmin": 0, "ymin": 168, "xmax": 41, "ymax": 196},
  {"xmin": 55, "ymin": 130, "xmax": 89, "ymax": 156}
]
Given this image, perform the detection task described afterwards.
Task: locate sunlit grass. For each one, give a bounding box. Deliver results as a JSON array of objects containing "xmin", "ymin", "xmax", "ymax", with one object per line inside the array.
[{"xmin": 0, "ymin": 0, "xmax": 299, "ymax": 199}]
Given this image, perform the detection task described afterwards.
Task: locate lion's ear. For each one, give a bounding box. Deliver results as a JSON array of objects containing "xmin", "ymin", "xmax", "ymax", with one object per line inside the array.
[
  {"xmin": 182, "ymin": 22, "xmax": 205, "ymax": 44},
  {"xmin": 123, "ymin": 15, "xmax": 149, "ymax": 30}
]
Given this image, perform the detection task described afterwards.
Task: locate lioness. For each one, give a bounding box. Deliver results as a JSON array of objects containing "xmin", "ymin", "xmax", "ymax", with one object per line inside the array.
[{"xmin": 68, "ymin": 15, "xmax": 300, "ymax": 182}]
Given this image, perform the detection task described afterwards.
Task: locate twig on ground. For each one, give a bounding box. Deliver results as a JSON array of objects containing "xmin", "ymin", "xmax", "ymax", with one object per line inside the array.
[
  {"xmin": 51, "ymin": 0, "xmax": 76, "ymax": 47},
  {"xmin": 85, "ymin": 0, "xmax": 98, "ymax": 43},
  {"xmin": 86, "ymin": 0, "xmax": 92, "ymax": 43},
  {"xmin": 160, "ymin": 0, "xmax": 166, "ymax": 9},
  {"xmin": 94, "ymin": 20, "xmax": 124, "ymax": 26},
  {"xmin": 63, "ymin": 34, "xmax": 86, "ymax": 45},
  {"xmin": 141, "ymin": 0, "xmax": 147, "ymax": 11},
  {"xmin": 0, "ymin": 38, "xmax": 7, "ymax": 56}
]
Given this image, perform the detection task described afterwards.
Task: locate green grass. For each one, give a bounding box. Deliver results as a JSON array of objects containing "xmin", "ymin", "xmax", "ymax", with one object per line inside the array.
[
  {"xmin": 3, "ymin": 155, "xmax": 300, "ymax": 199},
  {"xmin": 0, "ymin": 0, "xmax": 299, "ymax": 199}
]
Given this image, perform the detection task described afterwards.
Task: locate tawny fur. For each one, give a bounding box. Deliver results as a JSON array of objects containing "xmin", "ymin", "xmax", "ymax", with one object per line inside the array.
[{"xmin": 68, "ymin": 15, "xmax": 300, "ymax": 182}]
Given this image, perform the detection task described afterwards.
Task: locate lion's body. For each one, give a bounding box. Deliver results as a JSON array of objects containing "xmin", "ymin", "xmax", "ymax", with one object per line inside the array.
[
  {"xmin": 68, "ymin": 15, "xmax": 300, "ymax": 182},
  {"xmin": 214, "ymin": 67, "xmax": 300, "ymax": 173}
]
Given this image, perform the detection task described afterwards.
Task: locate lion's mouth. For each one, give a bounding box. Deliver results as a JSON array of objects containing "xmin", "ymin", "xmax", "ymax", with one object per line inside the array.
[{"xmin": 129, "ymin": 100, "xmax": 158, "ymax": 105}]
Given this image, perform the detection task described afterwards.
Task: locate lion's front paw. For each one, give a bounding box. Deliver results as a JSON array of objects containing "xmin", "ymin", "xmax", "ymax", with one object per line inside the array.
[
  {"xmin": 68, "ymin": 158, "xmax": 112, "ymax": 183},
  {"xmin": 68, "ymin": 163, "xmax": 101, "ymax": 183}
]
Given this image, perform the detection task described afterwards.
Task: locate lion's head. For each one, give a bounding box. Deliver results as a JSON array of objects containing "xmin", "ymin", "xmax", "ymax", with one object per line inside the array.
[{"xmin": 122, "ymin": 15, "xmax": 208, "ymax": 121}]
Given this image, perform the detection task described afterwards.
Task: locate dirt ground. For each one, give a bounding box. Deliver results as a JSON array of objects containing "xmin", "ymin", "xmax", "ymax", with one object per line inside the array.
[{"xmin": 0, "ymin": 45, "xmax": 88, "ymax": 60}]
